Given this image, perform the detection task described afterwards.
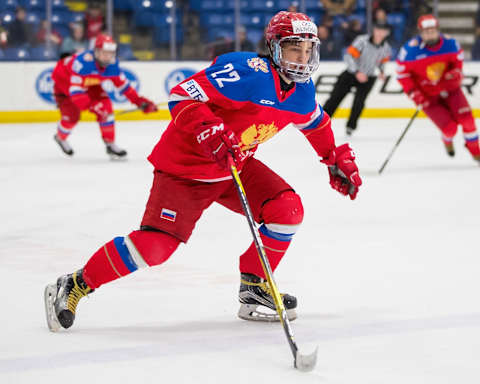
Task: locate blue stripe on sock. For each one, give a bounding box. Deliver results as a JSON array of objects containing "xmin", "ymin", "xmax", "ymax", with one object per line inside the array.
[
  {"xmin": 259, "ymin": 224, "xmax": 294, "ymax": 242},
  {"xmin": 113, "ymin": 236, "xmax": 138, "ymax": 272}
]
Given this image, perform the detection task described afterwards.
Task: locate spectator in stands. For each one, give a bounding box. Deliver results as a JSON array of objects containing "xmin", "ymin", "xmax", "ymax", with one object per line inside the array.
[
  {"xmin": 0, "ymin": 21, "xmax": 8, "ymax": 48},
  {"xmin": 256, "ymin": 26, "xmax": 268, "ymax": 56},
  {"xmin": 373, "ymin": 8, "xmax": 393, "ymax": 43},
  {"xmin": 287, "ymin": 3, "xmax": 299, "ymax": 12},
  {"xmin": 208, "ymin": 26, "xmax": 255, "ymax": 59},
  {"xmin": 320, "ymin": 0, "xmax": 356, "ymax": 16},
  {"xmin": 60, "ymin": 23, "xmax": 88, "ymax": 57},
  {"xmin": 318, "ymin": 25, "xmax": 341, "ymax": 60},
  {"xmin": 35, "ymin": 20, "xmax": 63, "ymax": 48},
  {"xmin": 85, "ymin": 2, "xmax": 105, "ymax": 48},
  {"xmin": 341, "ymin": 17, "xmax": 363, "ymax": 46},
  {"xmin": 472, "ymin": 28, "xmax": 480, "ymax": 60},
  {"xmin": 372, "ymin": 0, "xmax": 399, "ymax": 13},
  {"xmin": 7, "ymin": 7, "xmax": 33, "ymax": 47}
]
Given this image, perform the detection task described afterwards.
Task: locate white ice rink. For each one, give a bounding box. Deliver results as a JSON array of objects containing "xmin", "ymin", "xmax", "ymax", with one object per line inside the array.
[{"xmin": 1, "ymin": 117, "xmax": 479, "ymax": 384}]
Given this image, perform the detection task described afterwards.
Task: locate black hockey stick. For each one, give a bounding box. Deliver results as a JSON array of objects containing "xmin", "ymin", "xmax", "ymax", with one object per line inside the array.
[
  {"xmin": 227, "ymin": 155, "xmax": 318, "ymax": 372},
  {"xmin": 378, "ymin": 107, "xmax": 420, "ymax": 174}
]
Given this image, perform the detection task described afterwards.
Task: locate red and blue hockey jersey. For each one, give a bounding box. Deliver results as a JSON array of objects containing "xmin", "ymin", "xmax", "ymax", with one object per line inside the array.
[
  {"xmin": 52, "ymin": 50, "xmax": 138, "ymax": 101},
  {"xmin": 148, "ymin": 52, "xmax": 335, "ymax": 182},
  {"xmin": 396, "ymin": 34, "xmax": 464, "ymax": 97}
]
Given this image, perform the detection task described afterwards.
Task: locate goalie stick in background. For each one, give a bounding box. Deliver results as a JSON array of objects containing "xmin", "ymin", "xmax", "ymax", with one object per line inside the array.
[
  {"xmin": 396, "ymin": 14, "xmax": 480, "ymax": 163},
  {"xmin": 52, "ymin": 33, "xmax": 158, "ymax": 158},
  {"xmin": 44, "ymin": 11, "xmax": 362, "ymax": 333}
]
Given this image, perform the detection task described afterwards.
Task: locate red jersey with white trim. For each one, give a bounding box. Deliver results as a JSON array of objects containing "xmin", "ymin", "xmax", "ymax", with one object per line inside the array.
[
  {"xmin": 52, "ymin": 50, "xmax": 135, "ymax": 99},
  {"xmin": 148, "ymin": 52, "xmax": 335, "ymax": 182},
  {"xmin": 396, "ymin": 35, "xmax": 464, "ymax": 97}
]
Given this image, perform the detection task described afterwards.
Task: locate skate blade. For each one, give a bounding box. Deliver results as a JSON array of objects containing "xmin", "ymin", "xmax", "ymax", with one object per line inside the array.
[
  {"xmin": 238, "ymin": 304, "xmax": 297, "ymax": 322},
  {"xmin": 295, "ymin": 346, "xmax": 318, "ymax": 372},
  {"xmin": 108, "ymin": 154, "xmax": 128, "ymax": 161},
  {"xmin": 44, "ymin": 284, "xmax": 61, "ymax": 332}
]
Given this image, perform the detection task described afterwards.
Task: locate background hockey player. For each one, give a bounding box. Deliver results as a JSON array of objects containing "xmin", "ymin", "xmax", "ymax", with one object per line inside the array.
[
  {"xmin": 44, "ymin": 12, "xmax": 362, "ymax": 331},
  {"xmin": 396, "ymin": 14, "xmax": 480, "ymax": 162},
  {"xmin": 323, "ymin": 21, "xmax": 391, "ymax": 135},
  {"xmin": 52, "ymin": 33, "xmax": 158, "ymax": 158}
]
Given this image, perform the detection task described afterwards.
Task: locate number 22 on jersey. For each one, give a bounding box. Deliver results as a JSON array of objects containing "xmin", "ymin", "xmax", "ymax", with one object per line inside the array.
[{"xmin": 210, "ymin": 63, "xmax": 240, "ymax": 88}]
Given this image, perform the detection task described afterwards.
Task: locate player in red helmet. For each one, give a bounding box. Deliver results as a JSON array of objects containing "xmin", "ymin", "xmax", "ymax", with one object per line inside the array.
[
  {"xmin": 51, "ymin": 33, "xmax": 157, "ymax": 158},
  {"xmin": 44, "ymin": 12, "xmax": 362, "ymax": 331},
  {"xmin": 397, "ymin": 15, "xmax": 480, "ymax": 162}
]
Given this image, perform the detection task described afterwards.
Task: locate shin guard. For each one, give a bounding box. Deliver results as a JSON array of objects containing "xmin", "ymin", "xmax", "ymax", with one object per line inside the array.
[{"xmin": 82, "ymin": 230, "xmax": 180, "ymax": 289}]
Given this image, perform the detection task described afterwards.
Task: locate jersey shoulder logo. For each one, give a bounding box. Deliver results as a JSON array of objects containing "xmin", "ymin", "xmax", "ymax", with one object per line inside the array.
[
  {"xmin": 83, "ymin": 52, "xmax": 94, "ymax": 62},
  {"xmin": 180, "ymin": 79, "xmax": 209, "ymax": 102},
  {"xmin": 408, "ymin": 38, "xmax": 418, "ymax": 47},
  {"xmin": 247, "ymin": 57, "xmax": 269, "ymax": 73}
]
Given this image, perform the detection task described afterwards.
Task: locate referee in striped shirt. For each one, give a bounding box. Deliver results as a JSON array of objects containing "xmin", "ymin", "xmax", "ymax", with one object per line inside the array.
[{"xmin": 323, "ymin": 22, "xmax": 392, "ymax": 135}]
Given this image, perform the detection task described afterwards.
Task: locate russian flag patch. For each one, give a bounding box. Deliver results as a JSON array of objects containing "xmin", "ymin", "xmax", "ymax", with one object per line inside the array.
[{"xmin": 160, "ymin": 208, "xmax": 177, "ymax": 222}]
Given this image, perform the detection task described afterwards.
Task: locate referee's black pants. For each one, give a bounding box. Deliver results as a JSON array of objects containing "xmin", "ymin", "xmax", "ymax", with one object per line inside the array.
[{"xmin": 323, "ymin": 70, "xmax": 376, "ymax": 130}]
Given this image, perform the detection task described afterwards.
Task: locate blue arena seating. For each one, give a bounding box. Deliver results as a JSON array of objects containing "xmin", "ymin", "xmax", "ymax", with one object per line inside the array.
[
  {"xmin": 0, "ymin": 10, "xmax": 16, "ymax": 25},
  {"xmin": 154, "ymin": 24, "xmax": 184, "ymax": 44},
  {"xmin": 30, "ymin": 46, "xmax": 59, "ymax": 60},
  {"xmin": 23, "ymin": 0, "xmax": 45, "ymax": 11},
  {"xmin": 4, "ymin": 47, "xmax": 30, "ymax": 60},
  {"xmin": 117, "ymin": 43, "xmax": 136, "ymax": 60},
  {"xmin": 0, "ymin": 0, "xmax": 19, "ymax": 10}
]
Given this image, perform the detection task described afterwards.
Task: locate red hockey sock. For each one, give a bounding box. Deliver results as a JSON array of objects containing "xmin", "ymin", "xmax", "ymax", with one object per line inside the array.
[
  {"xmin": 56, "ymin": 121, "xmax": 75, "ymax": 141},
  {"xmin": 82, "ymin": 230, "xmax": 180, "ymax": 289},
  {"xmin": 239, "ymin": 228, "xmax": 292, "ymax": 279},
  {"xmin": 99, "ymin": 121, "xmax": 115, "ymax": 143},
  {"xmin": 239, "ymin": 190, "xmax": 303, "ymax": 279}
]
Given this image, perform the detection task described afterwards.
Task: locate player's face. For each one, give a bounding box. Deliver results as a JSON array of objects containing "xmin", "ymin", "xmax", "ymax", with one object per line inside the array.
[
  {"xmin": 95, "ymin": 49, "xmax": 116, "ymax": 67},
  {"xmin": 281, "ymin": 40, "xmax": 313, "ymax": 65},
  {"xmin": 420, "ymin": 27, "xmax": 440, "ymax": 45}
]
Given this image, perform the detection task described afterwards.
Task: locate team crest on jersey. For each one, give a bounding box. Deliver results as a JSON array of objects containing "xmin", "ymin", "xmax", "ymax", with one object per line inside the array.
[
  {"xmin": 83, "ymin": 53, "xmax": 94, "ymax": 61},
  {"xmin": 240, "ymin": 122, "xmax": 278, "ymax": 150},
  {"xmin": 84, "ymin": 77, "xmax": 101, "ymax": 86},
  {"xmin": 247, "ymin": 58, "xmax": 269, "ymax": 73},
  {"xmin": 426, "ymin": 62, "xmax": 446, "ymax": 82}
]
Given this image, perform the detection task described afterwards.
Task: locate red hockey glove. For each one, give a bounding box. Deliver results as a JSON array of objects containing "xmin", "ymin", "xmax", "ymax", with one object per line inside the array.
[
  {"xmin": 194, "ymin": 120, "xmax": 245, "ymax": 169},
  {"xmin": 321, "ymin": 143, "xmax": 362, "ymax": 200},
  {"xmin": 409, "ymin": 89, "xmax": 429, "ymax": 108},
  {"xmin": 441, "ymin": 68, "xmax": 462, "ymax": 91},
  {"xmin": 71, "ymin": 92, "xmax": 91, "ymax": 111},
  {"xmin": 136, "ymin": 96, "xmax": 157, "ymax": 114}
]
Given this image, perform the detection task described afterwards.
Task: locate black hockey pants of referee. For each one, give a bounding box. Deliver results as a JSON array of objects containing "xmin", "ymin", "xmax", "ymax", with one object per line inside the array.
[{"xmin": 323, "ymin": 70, "xmax": 376, "ymax": 131}]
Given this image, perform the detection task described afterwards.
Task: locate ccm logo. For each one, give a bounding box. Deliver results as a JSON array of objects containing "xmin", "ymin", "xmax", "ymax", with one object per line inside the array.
[
  {"xmin": 196, "ymin": 123, "xmax": 224, "ymax": 143},
  {"xmin": 260, "ymin": 99, "xmax": 275, "ymax": 105}
]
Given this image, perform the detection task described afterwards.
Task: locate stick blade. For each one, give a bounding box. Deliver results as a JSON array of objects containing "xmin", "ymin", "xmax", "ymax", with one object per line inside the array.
[{"xmin": 295, "ymin": 346, "xmax": 318, "ymax": 372}]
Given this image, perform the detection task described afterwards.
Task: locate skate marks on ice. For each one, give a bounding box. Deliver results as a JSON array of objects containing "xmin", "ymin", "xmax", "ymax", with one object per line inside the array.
[{"xmin": 1, "ymin": 311, "xmax": 480, "ymax": 374}]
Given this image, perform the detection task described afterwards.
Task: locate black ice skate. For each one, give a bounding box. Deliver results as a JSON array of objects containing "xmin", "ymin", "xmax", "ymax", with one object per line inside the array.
[
  {"xmin": 444, "ymin": 141, "xmax": 455, "ymax": 157},
  {"xmin": 105, "ymin": 142, "xmax": 127, "ymax": 159},
  {"xmin": 44, "ymin": 269, "xmax": 93, "ymax": 332},
  {"xmin": 54, "ymin": 134, "xmax": 74, "ymax": 156},
  {"xmin": 346, "ymin": 126, "xmax": 355, "ymax": 136},
  {"xmin": 238, "ymin": 273, "xmax": 297, "ymax": 322}
]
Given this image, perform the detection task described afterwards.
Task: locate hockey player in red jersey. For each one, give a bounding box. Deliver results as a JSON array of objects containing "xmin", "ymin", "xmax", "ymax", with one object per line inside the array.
[
  {"xmin": 396, "ymin": 14, "xmax": 480, "ymax": 162},
  {"xmin": 52, "ymin": 33, "xmax": 157, "ymax": 158},
  {"xmin": 44, "ymin": 12, "xmax": 362, "ymax": 331}
]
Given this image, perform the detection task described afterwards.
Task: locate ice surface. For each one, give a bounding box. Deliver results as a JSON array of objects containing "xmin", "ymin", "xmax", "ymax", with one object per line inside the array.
[{"xmin": 1, "ymin": 118, "xmax": 480, "ymax": 384}]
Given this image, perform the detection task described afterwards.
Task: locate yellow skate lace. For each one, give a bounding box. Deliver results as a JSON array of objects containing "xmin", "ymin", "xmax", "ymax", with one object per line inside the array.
[
  {"xmin": 66, "ymin": 271, "xmax": 92, "ymax": 314},
  {"xmin": 240, "ymin": 278, "xmax": 284, "ymax": 299}
]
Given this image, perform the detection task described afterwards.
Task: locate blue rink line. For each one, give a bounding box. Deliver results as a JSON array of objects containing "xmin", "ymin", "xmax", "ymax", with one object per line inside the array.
[{"xmin": 1, "ymin": 312, "xmax": 480, "ymax": 373}]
